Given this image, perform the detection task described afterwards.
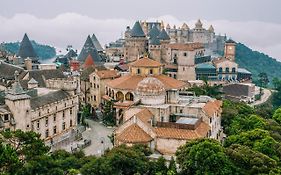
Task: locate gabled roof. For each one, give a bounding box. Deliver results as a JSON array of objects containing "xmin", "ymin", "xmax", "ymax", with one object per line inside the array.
[
  {"xmin": 94, "ymin": 69, "xmax": 119, "ymax": 79},
  {"xmin": 130, "ymin": 21, "xmax": 146, "ymax": 37},
  {"xmin": 80, "ymin": 65, "xmax": 106, "ymax": 81},
  {"xmin": 202, "ymin": 100, "xmax": 222, "ymax": 118},
  {"xmin": 106, "ymin": 74, "xmax": 186, "ymax": 91},
  {"xmin": 17, "ymin": 33, "xmax": 38, "ymax": 60},
  {"xmin": 64, "ymin": 49, "xmax": 77, "ymax": 59},
  {"xmin": 91, "ymin": 34, "xmax": 103, "ymax": 52},
  {"xmin": 158, "ymin": 29, "xmax": 170, "ymax": 40},
  {"xmin": 78, "ymin": 35, "xmax": 102, "ymax": 63},
  {"xmin": 30, "ymin": 90, "xmax": 71, "ymax": 109},
  {"xmin": 0, "ymin": 61, "xmax": 24, "ymax": 80},
  {"xmin": 83, "ymin": 54, "xmax": 95, "ymax": 69},
  {"xmin": 129, "ymin": 57, "xmax": 162, "ymax": 67},
  {"xmin": 225, "ymin": 39, "xmax": 236, "ymax": 44},
  {"xmin": 148, "ymin": 25, "xmax": 160, "ymax": 38},
  {"xmin": 116, "ymin": 124, "xmax": 153, "ymax": 143}
]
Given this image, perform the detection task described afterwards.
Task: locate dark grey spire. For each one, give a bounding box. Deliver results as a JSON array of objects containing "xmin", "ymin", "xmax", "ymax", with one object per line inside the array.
[
  {"xmin": 91, "ymin": 34, "xmax": 103, "ymax": 52},
  {"xmin": 130, "ymin": 21, "xmax": 145, "ymax": 37},
  {"xmin": 149, "ymin": 37, "xmax": 160, "ymax": 45},
  {"xmin": 158, "ymin": 29, "xmax": 170, "ymax": 40},
  {"xmin": 17, "ymin": 33, "xmax": 38, "ymax": 61},
  {"xmin": 148, "ymin": 25, "xmax": 160, "ymax": 38},
  {"xmin": 78, "ymin": 35, "xmax": 102, "ymax": 63}
]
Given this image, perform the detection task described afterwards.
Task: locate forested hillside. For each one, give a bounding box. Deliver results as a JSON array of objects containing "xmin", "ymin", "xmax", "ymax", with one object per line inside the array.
[
  {"xmin": 1, "ymin": 41, "xmax": 56, "ymax": 60},
  {"xmin": 236, "ymin": 43, "xmax": 281, "ymax": 85}
]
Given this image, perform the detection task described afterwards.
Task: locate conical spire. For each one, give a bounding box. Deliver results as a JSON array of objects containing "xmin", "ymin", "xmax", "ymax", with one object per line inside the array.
[
  {"xmin": 17, "ymin": 33, "xmax": 37, "ymax": 61},
  {"xmin": 195, "ymin": 19, "xmax": 203, "ymax": 28},
  {"xmin": 91, "ymin": 34, "xmax": 103, "ymax": 52},
  {"xmin": 130, "ymin": 21, "xmax": 145, "ymax": 37},
  {"xmin": 158, "ymin": 29, "xmax": 170, "ymax": 40},
  {"xmin": 166, "ymin": 24, "xmax": 171, "ymax": 30},
  {"xmin": 149, "ymin": 36, "xmax": 160, "ymax": 45},
  {"xmin": 6, "ymin": 70, "xmax": 30, "ymax": 100},
  {"xmin": 148, "ymin": 25, "xmax": 160, "ymax": 38},
  {"xmin": 208, "ymin": 25, "xmax": 214, "ymax": 33},
  {"xmin": 78, "ymin": 35, "xmax": 102, "ymax": 63},
  {"xmin": 83, "ymin": 54, "xmax": 95, "ymax": 69}
]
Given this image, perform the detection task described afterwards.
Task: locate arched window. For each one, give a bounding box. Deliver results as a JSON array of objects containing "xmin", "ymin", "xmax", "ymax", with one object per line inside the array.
[
  {"xmin": 116, "ymin": 91, "xmax": 124, "ymax": 101},
  {"xmin": 149, "ymin": 69, "xmax": 153, "ymax": 75},
  {"xmin": 225, "ymin": 67, "xmax": 229, "ymax": 73},
  {"xmin": 232, "ymin": 67, "xmax": 236, "ymax": 73},
  {"xmin": 137, "ymin": 68, "xmax": 141, "ymax": 74},
  {"xmin": 218, "ymin": 67, "xmax": 223, "ymax": 73},
  {"xmin": 125, "ymin": 92, "xmax": 134, "ymax": 101}
]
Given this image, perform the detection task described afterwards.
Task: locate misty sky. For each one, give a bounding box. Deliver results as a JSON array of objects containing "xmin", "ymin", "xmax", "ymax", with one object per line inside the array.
[{"xmin": 1, "ymin": 0, "xmax": 281, "ymax": 60}]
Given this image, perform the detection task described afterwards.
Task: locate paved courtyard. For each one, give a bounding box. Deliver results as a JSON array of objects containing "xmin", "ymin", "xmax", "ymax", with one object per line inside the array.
[{"xmin": 82, "ymin": 119, "xmax": 115, "ymax": 156}]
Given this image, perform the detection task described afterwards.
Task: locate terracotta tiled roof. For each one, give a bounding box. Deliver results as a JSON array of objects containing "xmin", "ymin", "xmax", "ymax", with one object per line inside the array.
[
  {"xmin": 95, "ymin": 70, "xmax": 119, "ymax": 79},
  {"xmin": 116, "ymin": 124, "xmax": 153, "ymax": 143},
  {"xmin": 168, "ymin": 43, "xmax": 204, "ymax": 51},
  {"xmin": 155, "ymin": 122, "xmax": 210, "ymax": 140},
  {"xmin": 83, "ymin": 54, "xmax": 95, "ymax": 68},
  {"xmin": 202, "ymin": 100, "xmax": 222, "ymax": 118},
  {"xmin": 129, "ymin": 57, "xmax": 162, "ymax": 67},
  {"xmin": 135, "ymin": 108, "xmax": 154, "ymax": 124},
  {"xmin": 106, "ymin": 74, "xmax": 186, "ymax": 91}
]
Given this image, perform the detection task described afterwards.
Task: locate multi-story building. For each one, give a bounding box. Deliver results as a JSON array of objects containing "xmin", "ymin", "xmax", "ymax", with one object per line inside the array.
[{"xmin": 0, "ymin": 70, "xmax": 79, "ymax": 148}]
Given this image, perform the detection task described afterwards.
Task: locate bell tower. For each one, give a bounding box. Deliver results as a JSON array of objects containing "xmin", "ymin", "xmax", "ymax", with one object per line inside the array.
[{"xmin": 224, "ymin": 39, "xmax": 236, "ymax": 61}]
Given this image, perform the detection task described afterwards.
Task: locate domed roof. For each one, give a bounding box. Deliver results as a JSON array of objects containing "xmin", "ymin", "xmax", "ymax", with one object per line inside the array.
[
  {"xmin": 136, "ymin": 77, "xmax": 165, "ymax": 96},
  {"xmin": 182, "ymin": 23, "xmax": 189, "ymax": 30}
]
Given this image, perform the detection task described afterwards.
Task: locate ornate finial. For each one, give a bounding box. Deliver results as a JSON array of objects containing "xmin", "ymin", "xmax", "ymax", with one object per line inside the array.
[{"xmin": 14, "ymin": 70, "xmax": 19, "ymax": 82}]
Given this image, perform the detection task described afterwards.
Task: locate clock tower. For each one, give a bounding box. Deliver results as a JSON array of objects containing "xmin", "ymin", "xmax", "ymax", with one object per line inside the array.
[{"xmin": 224, "ymin": 39, "xmax": 236, "ymax": 61}]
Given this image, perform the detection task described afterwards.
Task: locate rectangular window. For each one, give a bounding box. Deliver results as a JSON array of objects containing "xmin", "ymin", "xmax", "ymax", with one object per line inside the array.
[
  {"xmin": 70, "ymin": 108, "xmax": 73, "ymax": 115},
  {"xmin": 62, "ymin": 122, "xmax": 66, "ymax": 130},
  {"xmin": 70, "ymin": 120, "xmax": 73, "ymax": 127},
  {"xmin": 37, "ymin": 120, "xmax": 40, "ymax": 130},
  {"xmin": 62, "ymin": 111, "xmax": 65, "ymax": 120},
  {"xmin": 45, "ymin": 117, "xmax": 48, "ymax": 127},
  {"xmin": 53, "ymin": 126, "xmax": 57, "ymax": 134},
  {"xmin": 94, "ymin": 95, "xmax": 96, "ymax": 101},
  {"xmin": 45, "ymin": 129, "xmax": 49, "ymax": 138},
  {"xmin": 4, "ymin": 114, "xmax": 9, "ymax": 121},
  {"xmin": 53, "ymin": 115, "xmax": 56, "ymax": 122}
]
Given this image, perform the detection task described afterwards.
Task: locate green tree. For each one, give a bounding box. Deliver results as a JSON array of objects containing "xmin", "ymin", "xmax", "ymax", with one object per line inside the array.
[
  {"xmin": 102, "ymin": 100, "xmax": 116, "ymax": 126},
  {"xmin": 258, "ymin": 72, "xmax": 269, "ymax": 88},
  {"xmin": 226, "ymin": 144, "xmax": 278, "ymax": 175},
  {"xmin": 168, "ymin": 156, "xmax": 177, "ymax": 174},
  {"xmin": 176, "ymin": 139, "xmax": 236, "ymax": 175},
  {"xmin": 148, "ymin": 156, "xmax": 168, "ymax": 175},
  {"xmin": 273, "ymin": 108, "xmax": 281, "ymax": 124}
]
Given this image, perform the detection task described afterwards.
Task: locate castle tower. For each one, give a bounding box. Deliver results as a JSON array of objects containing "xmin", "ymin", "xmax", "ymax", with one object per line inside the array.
[
  {"xmin": 149, "ymin": 37, "xmax": 161, "ymax": 62},
  {"xmin": 142, "ymin": 20, "xmax": 148, "ymax": 35},
  {"xmin": 158, "ymin": 29, "xmax": 170, "ymax": 63},
  {"xmin": 78, "ymin": 35, "xmax": 102, "ymax": 63},
  {"xmin": 5, "ymin": 71, "xmax": 31, "ymax": 131},
  {"xmin": 17, "ymin": 33, "xmax": 38, "ymax": 63},
  {"xmin": 124, "ymin": 21, "xmax": 148, "ymax": 62},
  {"xmin": 224, "ymin": 39, "xmax": 236, "ymax": 61},
  {"xmin": 24, "ymin": 57, "xmax": 32, "ymax": 70}
]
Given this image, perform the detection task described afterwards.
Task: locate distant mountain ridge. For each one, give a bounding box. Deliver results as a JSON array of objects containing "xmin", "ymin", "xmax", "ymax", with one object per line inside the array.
[
  {"xmin": 1, "ymin": 41, "xmax": 56, "ymax": 60},
  {"xmin": 235, "ymin": 43, "xmax": 281, "ymax": 85}
]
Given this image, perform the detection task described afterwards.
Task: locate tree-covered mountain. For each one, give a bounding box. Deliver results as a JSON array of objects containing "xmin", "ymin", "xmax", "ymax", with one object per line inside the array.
[
  {"xmin": 1, "ymin": 41, "xmax": 56, "ymax": 60},
  {"xmin": 236, "ymin": 43, "xmax": 281, "ymax": 85}
]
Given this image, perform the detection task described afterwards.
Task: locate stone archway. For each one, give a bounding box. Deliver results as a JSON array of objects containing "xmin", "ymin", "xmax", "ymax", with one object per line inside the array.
[
  {"xmin": 125, "ymin": 92, "xmax": 134, "ymax": 101},
  {"xmin": 116, "ymin": 91, "xmax": 124, "ymax": 101}
]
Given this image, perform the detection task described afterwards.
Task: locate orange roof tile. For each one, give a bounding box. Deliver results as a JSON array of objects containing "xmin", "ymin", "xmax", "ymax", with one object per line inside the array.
[
  {"xmin": 116, "ymin": 124, "xmax": 153, "ymax": 143},
  {"xmin": 106, "ymin": 74, "xmax": 187, "ymax": 91},
  {"xmin": 95, "ymin": 69, "xmax": 120, "ymax": 79},
  {"xmin": 83, "ymin": 54, "xmax": 95, "ymax": 68},
  {"xmin": 155, "ymin": 122, "xmax": 210, "ymax": 140},
  {"xmin": 168, "ymin": 43, "xmax": 204, "ymax": 51},
  {"xmin": 203, "ymin": 100, "xmax": 222, "ymax": 118},
  {"xmin": 129, "ymin": 57, "xmax": 162, "ymax": 67}
]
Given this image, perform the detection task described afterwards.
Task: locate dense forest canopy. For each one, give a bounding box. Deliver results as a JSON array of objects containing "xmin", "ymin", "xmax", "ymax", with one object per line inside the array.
[
  {"xmin": 236, "ymin": 43, "xmax": 281, "ymax": 86},
  {"xmin": 1, "ymin": 41, "xmax": 56, "ymax": 60}
]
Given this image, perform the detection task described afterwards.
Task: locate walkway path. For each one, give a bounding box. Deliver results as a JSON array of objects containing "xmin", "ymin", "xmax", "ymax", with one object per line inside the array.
[{"xmin": 251, "ymin": 88, "xmax": 272, "ymax": 106}]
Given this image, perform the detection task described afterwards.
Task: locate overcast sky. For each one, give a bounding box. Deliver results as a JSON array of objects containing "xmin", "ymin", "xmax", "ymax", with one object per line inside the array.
[{"xmin": 1, "ymin": 0, "xmax": 281, "ymax": 60}]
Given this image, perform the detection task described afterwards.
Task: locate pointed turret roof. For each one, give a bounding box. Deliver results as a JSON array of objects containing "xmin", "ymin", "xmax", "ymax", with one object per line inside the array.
[
  {"xmin": 83, "ymin": 54, "xmax": 95, "ymax": 69},
  {"xmin": 182, "ymin": 23, "xmax": 189, "ymax": 30},
  {"xmin": 158, "ymin": 29, "xmax": 170, "ymax": 40},
  {"xmin": 195, "ymin": 19, "xmax": 203, "ymax": 28},
  {"xmin": 166, "ymin": 24, "xmax": 171, "ymax": 30},
  {"xmin": 17, "ymin": 33, "xmax": 37, "ymax": 61},
  {"xmin": 91, "ymin": 34, "xmax": 103, "ymax": 52},
  {"xmin": 225, "ymin": 39, "xmax": 236, "ymax": 44},
  {"xmin": 78, "ymin": 35, "xmax": 102, "ymax": 63},
  {"xmin": 64, "ymin": 49, "xmax": 77, "ymax": 59},
  {"xmin": 148, "ymin": 25, "xmax": 160, "ymax": 39},
  {"xmin": 130, "ymin": 21, "xmax": 146, "ymax": 37},
  {"xmin": 149, "ymin": 37, "xmax": 160, "ymax": 45}
]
